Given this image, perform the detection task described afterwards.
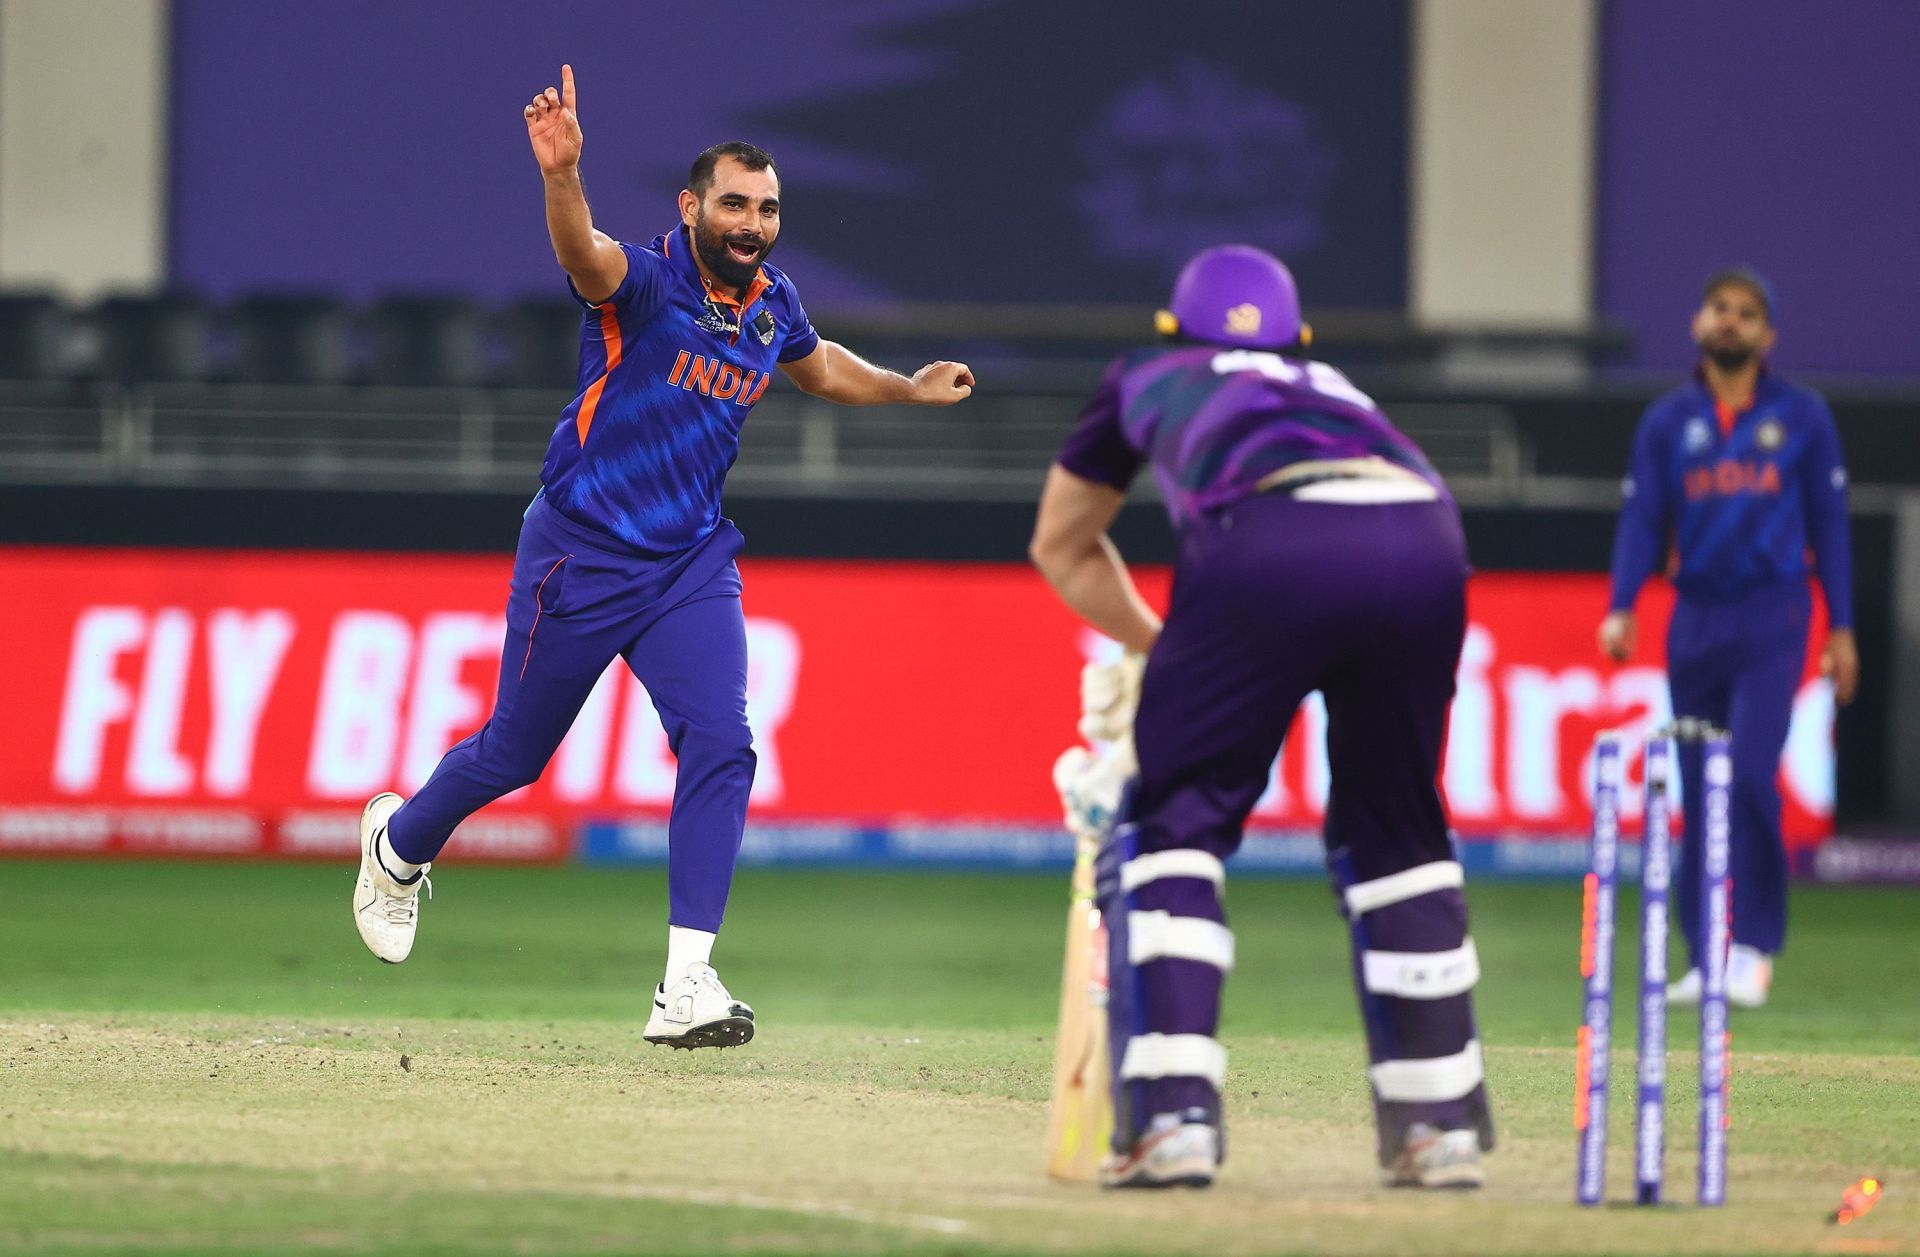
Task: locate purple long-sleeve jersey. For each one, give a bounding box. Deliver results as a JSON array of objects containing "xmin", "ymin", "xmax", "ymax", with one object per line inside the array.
[{"xmin": 1055, "ymin": 345, "xmax": 1448, "ymax": 529}]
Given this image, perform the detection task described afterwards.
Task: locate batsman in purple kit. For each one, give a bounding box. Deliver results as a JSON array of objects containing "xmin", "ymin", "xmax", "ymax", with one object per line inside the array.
[
  {"xmin": 350, "ymin": 65, "xmax": 974, "ymax": 1048},
  {"xmin": 1599, "ymin": 268, "xmax": 1858, "ymax": 1011},
  {"xmin": 1032, "ymin": 246, "xmax": 1493, "ymax": 1189}
]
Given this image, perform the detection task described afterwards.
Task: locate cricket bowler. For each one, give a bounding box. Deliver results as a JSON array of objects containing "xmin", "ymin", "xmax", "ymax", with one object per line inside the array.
[
  {"xmin": 1032, "ymin": 245, "xmax": 1493, "ymax": 1190},
  {"xmin": 350, "ymin": 65, "xmax": 975, "ymax": 1048},
  {"xmin": 1599, "ymin": 268, "xmax": 1857, "ymax": 1009}
]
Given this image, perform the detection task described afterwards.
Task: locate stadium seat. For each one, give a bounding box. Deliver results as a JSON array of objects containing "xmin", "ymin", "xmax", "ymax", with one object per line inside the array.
[
  {"xmin": 89, "ymin": 293, "xmax": 221, "ymax": 385},
  {"xmin": 231, "ymin": 294, "xmax": 358, "ymax": 386},
  {"xmin": 0, "ymin": 291, "xmax": 76, "ymax": 380},
  {"xmin": 495, "ymin": 298, "xmax": 585, "ymax": 389},
  {"xmin": 364, "ymin": 295, "xmax": 492, "ymax": 387}
]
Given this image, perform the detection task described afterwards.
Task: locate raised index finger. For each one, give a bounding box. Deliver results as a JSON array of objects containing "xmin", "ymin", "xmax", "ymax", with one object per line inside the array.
[{"xmin": 561, "ymin": 63, "xmax": 576, "ymax": 114}]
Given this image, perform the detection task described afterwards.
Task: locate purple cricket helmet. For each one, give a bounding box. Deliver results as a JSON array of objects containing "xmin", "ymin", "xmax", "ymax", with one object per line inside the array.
[{"xmin": 1155, "ymin": 244, "xmax": 1305, "ymax": 350}]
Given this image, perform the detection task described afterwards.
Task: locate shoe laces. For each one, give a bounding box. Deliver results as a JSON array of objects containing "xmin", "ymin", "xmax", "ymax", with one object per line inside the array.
[{"xmin": 379, "ymin": 875, "xmax": 432, "ymax": 923}]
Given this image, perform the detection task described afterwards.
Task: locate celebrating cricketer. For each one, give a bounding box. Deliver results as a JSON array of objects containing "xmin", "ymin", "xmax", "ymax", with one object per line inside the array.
[{"xmin": 351, "ymin": 65, "xmax": 974, "ymax": 1048}]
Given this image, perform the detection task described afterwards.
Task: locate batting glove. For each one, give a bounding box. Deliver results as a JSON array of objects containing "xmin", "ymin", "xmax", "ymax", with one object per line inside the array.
[
  {"xmin": 1078, "ymin": 652, "xmax": 1146, "ymax": 745},
  {"xmin": 1053, "ymin": 740, "xmax": 1137, "ymax": 844}
]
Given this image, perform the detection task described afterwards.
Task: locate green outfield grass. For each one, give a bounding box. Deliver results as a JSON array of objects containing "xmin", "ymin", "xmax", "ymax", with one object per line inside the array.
[{"xmin": 2, "ymin": 860, "xmax": 1917, "ymax": 1256}]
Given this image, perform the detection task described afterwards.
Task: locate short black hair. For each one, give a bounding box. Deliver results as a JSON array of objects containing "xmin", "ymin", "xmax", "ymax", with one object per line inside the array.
[
  {"xmin": 1702, "ymin": 266, "xmax": 1776, "ymax": 323},
  {"xmin": 687, "ymin": 142, "xmax": 777, "ymax": 199}
]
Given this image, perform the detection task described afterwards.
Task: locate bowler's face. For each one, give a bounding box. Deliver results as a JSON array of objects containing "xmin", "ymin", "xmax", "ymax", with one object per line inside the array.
[{"xmin": 682, "ymin": 157, "xmax": 782, "ymax": 287}]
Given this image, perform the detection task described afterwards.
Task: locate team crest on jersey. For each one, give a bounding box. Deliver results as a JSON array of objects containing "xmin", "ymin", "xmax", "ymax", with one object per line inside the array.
[
  {"xmin": 1683, "ymin": 416, "xmax": 1713, "ymax": 453},
  {"xmin": 1756, "ymin": 416, "xmax": 1785, "ymax": 451},
  {"xmin": 694, "ymin": 302, "xmax": 738, "ymax": 338}
]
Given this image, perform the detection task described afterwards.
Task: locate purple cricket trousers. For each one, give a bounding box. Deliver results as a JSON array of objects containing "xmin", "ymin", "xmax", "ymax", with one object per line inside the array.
[
  {"xmin": 1111, "ymin": 489, "xmax": 1493, "ymax": 1163},
  {"xmin": 385, "ymin": 494, "xmax": 755, "ymax": 932}
]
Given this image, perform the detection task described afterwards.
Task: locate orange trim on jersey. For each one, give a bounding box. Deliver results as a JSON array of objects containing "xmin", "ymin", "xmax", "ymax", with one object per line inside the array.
[
  {"xmin": 1713, "ymin": 394, "xmax": 1752, "ymax": 438},
  {"xmin": 704, "ymin": 271, "xmax": 772, "ymax": 315},
  {"xmin": 574, "ymin": 303, "xmax": 624, "ymax": 446}
]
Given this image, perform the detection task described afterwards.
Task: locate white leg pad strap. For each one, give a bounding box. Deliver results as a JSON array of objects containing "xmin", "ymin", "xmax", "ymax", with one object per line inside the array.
[
  {"xmin": 1119, "ymin": 1033, "xmax": 1228, "ymax": 1090},
  {"xmin": 1344, "ymin": 860, "xmax": 1464, "ymax": 916},
  {"xmin": 1121, "ymin": 849, "xmax": 1226, "ymax": 892},
  {"xmin": 1361, "ymin": 939, "xmax": 1480, "ymax": 999},
  {"xmin": 1369, "ymin": 1039, "xmax": 1484, "ymax": 1102},
  {"xmin": 1128, "ymin": 910, "xmax": 1235, "ymax": 971}
]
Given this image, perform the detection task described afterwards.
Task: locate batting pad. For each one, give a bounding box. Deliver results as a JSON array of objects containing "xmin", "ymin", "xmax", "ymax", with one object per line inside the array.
[
  {"xmin": 1119, "ymin": 1033, "xmax": 1228, "ymax": 1090},
  {"xmin": 1331, "ymin": 848, "xmax": 1496, "ymax": 1165},
  {"xmin": 1098, "ymin": 825, "xmax": 1232, "ymax": 1152}
]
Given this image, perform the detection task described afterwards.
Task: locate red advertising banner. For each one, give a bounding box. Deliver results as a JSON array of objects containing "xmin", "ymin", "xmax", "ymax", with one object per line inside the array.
[{"xmin": 0, "ymin": 548, "xmax": 1834, "ymax": 860}]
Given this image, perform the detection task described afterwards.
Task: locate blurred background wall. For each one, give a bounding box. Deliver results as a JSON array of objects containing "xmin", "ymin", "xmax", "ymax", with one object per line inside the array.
[
  {"xmin": 0, "ymin": 0, "xmax": 166, "ymax": 295},
  {"xmin": 1, "ymin": 0, "xmax": 1916, "ymax": 867},
  {"xmin": 9, "ymin": 0, "xmax": 1915, "ymax": 374},
  {"xmin": 1599, "ymin": 0, "xmax": 1920, "ymax": 376}
]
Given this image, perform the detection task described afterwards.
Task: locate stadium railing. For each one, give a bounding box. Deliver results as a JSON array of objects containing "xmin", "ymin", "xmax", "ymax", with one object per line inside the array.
[{"xmin": 5, "ymin": 289, "xmax": 1919, "ymax": 505}]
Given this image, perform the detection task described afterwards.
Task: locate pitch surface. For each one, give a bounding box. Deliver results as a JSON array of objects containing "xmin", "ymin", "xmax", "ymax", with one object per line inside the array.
[{"xmin": 3, "ymin": 862, "xmax": 1916, "ymax": 1255}]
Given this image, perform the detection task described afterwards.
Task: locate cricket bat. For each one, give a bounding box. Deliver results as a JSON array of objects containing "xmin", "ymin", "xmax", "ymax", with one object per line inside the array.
[{"xmin": 1044, "ymin": 835, "xmax": 1113, "ymax": 1181}]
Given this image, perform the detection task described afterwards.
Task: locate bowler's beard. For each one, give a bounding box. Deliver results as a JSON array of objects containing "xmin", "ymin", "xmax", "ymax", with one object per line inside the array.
[
  {"xmin": 693, "ymin": 212, "xmax": 773, "ymax": 291},
  {"xmin": 1705, "ymin": 344, "xmax": 1757, "ymax": 371}
]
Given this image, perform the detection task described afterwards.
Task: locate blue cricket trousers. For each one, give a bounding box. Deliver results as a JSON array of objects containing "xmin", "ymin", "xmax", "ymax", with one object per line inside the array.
[
  {"xmin": 1668, "ymin": 582, "xmax": 1809, "ymax": 963},
  {"xmin": 386, "ymin": 494, "xmax": 756, "ymax": 932}
]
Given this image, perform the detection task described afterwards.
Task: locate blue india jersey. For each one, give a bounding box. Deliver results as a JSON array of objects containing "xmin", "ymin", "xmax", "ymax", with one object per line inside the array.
[
  {"xmin": 1607, "ymin": 370, "xmax": 1853, "ymax": 627},
  {"xmin": 538, "ymin": 225, "xmax": 820, "ymax": 553}
]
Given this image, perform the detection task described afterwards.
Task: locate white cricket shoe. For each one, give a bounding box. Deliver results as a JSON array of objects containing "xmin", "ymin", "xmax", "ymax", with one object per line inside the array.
[
  {"xmin": 643, "ymin": 962, "xmax": 755, "ymax": 1049},
  {"xmin": 351, "ymin": 792, "xmax": 430, "ymax": 964},
  {"xmin": 1727, "ymin": 944, "xmax": 1773, "ymax": 1008},
  {"xmin": 1383, "ymin": 1122, "xmax": 1485, "ymax": 1189},
  {"xmin": 1670, "ymin": 947, "xmax": 1772, "ymax": 1007},
  {"xmin": 1100, "ymin": 1111, "xmax": 1218, "ymax": 1189}
]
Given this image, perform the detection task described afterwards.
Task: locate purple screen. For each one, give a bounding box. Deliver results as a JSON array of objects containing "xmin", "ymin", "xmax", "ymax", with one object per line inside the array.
[
  {"xmin": 1600, "ymin": 0, "xmax": 1920, "ymax": 374},
  {"xmin": 170, "ymin": 0, "xmax": 1409, "ymax": 309}
]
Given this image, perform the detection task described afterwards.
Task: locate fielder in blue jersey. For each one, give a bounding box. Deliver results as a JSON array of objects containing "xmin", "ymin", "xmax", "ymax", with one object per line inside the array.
[
  {"xmin": 1600, "ymin": 268, "xmax": 1858, "ymax": 1010},
  {"xmin": 1035, "ymin": 246, "xmax": 1491, "ymax": 1190},
  {"xmin": 351, "ymin": 65, "xmax": 975, "ymax": 1048}
]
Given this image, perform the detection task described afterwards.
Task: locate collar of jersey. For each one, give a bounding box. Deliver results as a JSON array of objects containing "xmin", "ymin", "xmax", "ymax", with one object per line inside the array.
[
  {"xmin": 659, "ymin": 224, "xmax": 776, "ymax": 315},
  {"xmin": 1688, "ymin": 361, "xmax": 1778, "ymax": 407},
  {"xmin": 1681, "ymin": 364, "xmax": 1781, "ymax": 422}
]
